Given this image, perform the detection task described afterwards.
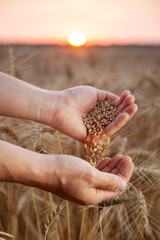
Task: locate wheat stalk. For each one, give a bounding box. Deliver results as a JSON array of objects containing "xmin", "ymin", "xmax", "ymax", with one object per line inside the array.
[
  {"xmin": 99, "ymin": 183, "xmax": 136, "ymax": 208},
  {"xmin": 0, "ymin": 126, "xmax": 19, "ymax": 144},
  {"xmin": 32, "ymin": 126, "xmax": 55, "ymax": 149},
  {"xmin": 31, "ymin": 188, "xmax": 43, "ymax": 240},
  {"xmin": 99, "ymin": 210, "xmax": 104, "ymax": 240},
  {"xmin": 7, "ymin": 46, "xmax": 15, "ymax": 76},
  {"xmin": 136, "ymin": 191, "xmax": 151, "ymax": 237},
  {"xmin": 44, "ymin": 201, "xmax": 65, "ymax": 240},
  {"xmin": 134, "ymin": 166, "xmax": 160, "ymax": 175},
  {"xmin": 32, "ymin": 126, "xmax": 40, "ymax": 148},
  {"xmin": 0, "ymin": 231, "xmax": 14, "ymax": 239},
  {"xmin": 32, "ymin": 126, "xmax": 55, "ymax": 154}
]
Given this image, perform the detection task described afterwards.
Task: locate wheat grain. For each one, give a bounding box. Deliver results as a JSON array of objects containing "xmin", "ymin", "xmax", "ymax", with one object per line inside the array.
[
  {"xmin": 40, "ymin": 127, "xmax": 55, "ymax": 135},
  {"xmin": 35, "ymin": 145, "xmax": 47, "ymax": 154},
  {"xmin": 83, "ymin": 100, "xmax": 119, "ymax": 165},
  {"xmin": 98, "ymin": 197, "xmax": 129, "ymax": 208},
  {"xmin": 32, "ymin": 126, "xmax": 40, "ymax": 148},
  {"xmin": 98, "ymin": 183, "xmax": 137, "ymax": 208}
]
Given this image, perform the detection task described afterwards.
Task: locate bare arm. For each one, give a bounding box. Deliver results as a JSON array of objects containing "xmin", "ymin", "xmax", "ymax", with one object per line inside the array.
[
  {"xmin": 0, "ymin": 72, "xmax": 58, "ymax": 123},
  {"xmin": 0, "ymin": 72, "xmax": 137, "ymax": 143},
  {"xmin": 0, "ymin": 73, "xmax": 136, "ymax": 205},
  {"xmin": 0, "ymin": 140, "xmax": 133, "ymax": 205}
]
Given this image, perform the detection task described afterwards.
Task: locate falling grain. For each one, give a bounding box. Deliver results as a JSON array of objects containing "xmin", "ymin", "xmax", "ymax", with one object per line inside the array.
[{"xmin": 83, "ymin": 100, "xmax": 119, "ymax": 165}]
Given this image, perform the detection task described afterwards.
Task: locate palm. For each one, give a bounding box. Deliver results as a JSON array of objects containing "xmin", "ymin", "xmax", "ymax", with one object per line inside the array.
[
  {"xmin": 92, "ymin": 154, "xmax": 134, "ymax": 201},
  {"xmin": 96, "ymin": 154, "xmax": 133, "ymax": 182},
  {"xmin": 54, "ymin": 86, "xmax": 137, "ymax": 143}
]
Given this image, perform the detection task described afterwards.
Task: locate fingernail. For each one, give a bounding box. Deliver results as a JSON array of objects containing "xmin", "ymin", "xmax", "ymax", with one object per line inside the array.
[{"xmin": 117, "ymin": 180, "xmax": 126, "ymax": 191}]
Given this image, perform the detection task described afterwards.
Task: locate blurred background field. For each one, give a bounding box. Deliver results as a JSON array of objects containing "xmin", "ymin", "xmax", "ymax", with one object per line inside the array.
[{"xmin": 0, "ymin": 45, "xmax": 160, "ymax": 240}]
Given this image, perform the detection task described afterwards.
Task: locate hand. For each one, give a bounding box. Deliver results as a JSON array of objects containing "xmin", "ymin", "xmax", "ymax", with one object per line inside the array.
[
  {"xmin": 38, "ymin": 154, "xmax": 134, "ymax": 205},
  {"xmin": 0, "ymin": 73, "xmax": 137, "ymax": 144},
  {"xmin": 49, "ymin": 86, "xmax": 137, "ymax": 143},
  {"xmin": 96, "ymin": 154, "xmax": 134, "ymax": 184}
]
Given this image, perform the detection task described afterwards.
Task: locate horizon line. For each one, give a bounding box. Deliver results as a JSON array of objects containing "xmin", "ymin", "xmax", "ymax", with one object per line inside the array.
[
  {"xmin": 0, "ymin": 42, "xmax": 160, "ymax": 48},
  {"xmin": 0, "ymin": 38, "xmax": 160, "ymax": 47}
]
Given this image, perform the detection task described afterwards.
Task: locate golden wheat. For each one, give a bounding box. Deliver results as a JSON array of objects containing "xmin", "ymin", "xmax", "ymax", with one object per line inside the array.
[{"xmin": 0, "ymin": 45, "xmax": 160, "ymax": 240}]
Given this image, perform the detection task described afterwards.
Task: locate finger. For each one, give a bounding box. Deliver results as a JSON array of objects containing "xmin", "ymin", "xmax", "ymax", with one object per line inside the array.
[
  {"xmin": 99, "ymin": 190, "xmax": 120, "ymax": 202},
  {"xmin": 105, "ymin": 91, "xmax": 119, "ymax": 102},
  {"xmin": 94, "ymin": 169, "xmax": 127, "ymax": 192},
  {"xmin": 110, "ymin": 156, "xmax": 132, "ymax": 176},
  {"xmin": 97, "ymin": 90, "xmax": 119, "ymax": 102},
  {"xmin": 96, "ymin": 157, "xmax": 111, "ymax": 171},
  {"xmin": 99, "ymin": 112, "xmax": 129, "ymax": 140},
  {"xmin": 110, "ymin": 168, "xmax": 119, "ymax": 175},
  {"xmin": 118, "ymin": 95, "xmax": 135, "ymax": 112},
  {"xmin": 115, "ymin": 90, "xmax": 131, "ymax": 107},
  {"xmin": 116, "ymin": 156, "xmax": 134, "ymax": 180},
  {"xmin": 91, "ymin": 187, "xmax": 120, "ymax": 204},
  {"xmin": 123, "ymin": 104, "xmax": 138, "ymax": 119},
  {"xmin": 102, "ymin": 154, "xmax": 123, "ymax": 173},
  {"xmin": 100, "ymin": 165, "xmax": 110, "ymax": 173},
  {"xmin": 87, "ymin": 186, "xmax": 119, "ymax": 206}
]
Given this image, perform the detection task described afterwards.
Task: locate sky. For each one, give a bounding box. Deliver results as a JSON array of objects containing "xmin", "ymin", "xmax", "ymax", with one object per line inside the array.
[{"xmin": 0, "ymin": 0, "xmax": 160, "ymax": 45}]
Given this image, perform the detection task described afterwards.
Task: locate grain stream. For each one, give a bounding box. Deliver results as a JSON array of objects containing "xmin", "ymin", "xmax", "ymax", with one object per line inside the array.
[{"xmin": 83, "ymin": 100, "xmax": 119, "ymax": 165}]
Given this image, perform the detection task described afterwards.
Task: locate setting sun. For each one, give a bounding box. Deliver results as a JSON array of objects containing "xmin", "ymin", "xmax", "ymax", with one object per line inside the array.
[{"xmin": 68, "ymin": 31, "xmax": 87, "ymax": 47}]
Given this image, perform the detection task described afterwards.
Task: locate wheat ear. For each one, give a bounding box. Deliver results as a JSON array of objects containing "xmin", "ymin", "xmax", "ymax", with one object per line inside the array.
[
  {"xmin": 137, "ymin": 191, "xmax": 151, "ymax": 236},
  {"xmin": 44, "ymin": 201, "xmax": 65, "ymax": 240},
  {"xmin": 134, "ymin": 166, "xmax": 160, "ymax": 175}
]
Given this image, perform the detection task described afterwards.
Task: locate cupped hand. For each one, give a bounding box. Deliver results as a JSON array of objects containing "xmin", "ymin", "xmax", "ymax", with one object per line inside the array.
[
  {"xmin": 96, "ymin": 154, "xmax": 134, "ymax": 184},
  {"xmin": 40, "ymin": 154, "xmax": 134, "ymax": 206},
  {"xmin": 50, "ymin": 86, "xmax": 137, "ymax": 144}
]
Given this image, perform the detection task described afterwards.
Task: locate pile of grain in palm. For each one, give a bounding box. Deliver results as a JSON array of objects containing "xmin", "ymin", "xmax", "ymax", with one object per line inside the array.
[{"xmin": 83, "ymin": 100, "xmax": 120, "ymax": 165}]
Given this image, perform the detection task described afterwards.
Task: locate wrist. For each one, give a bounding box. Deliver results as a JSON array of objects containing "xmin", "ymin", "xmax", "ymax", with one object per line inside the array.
[
  {"xmin": 35, "ymin": 89, "xmax": 60, "ymax": 127},
  {"xmin": 30, "ymin": 155, "xmax": 60, "ymax": 192}
]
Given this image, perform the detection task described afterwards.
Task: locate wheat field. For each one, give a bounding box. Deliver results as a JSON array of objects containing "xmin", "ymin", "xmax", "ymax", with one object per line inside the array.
[{"xmin": 0, "ymin": 45, "xmax": 160, "ymax": 240}]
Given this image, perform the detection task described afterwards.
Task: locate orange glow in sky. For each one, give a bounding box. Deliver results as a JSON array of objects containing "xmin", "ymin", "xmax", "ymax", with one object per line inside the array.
[{"xmin": 0, "ymin": 0, "xmax": 160, "ymax": 45}]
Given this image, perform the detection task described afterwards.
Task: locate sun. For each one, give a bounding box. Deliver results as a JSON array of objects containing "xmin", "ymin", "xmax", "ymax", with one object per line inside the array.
[{"xmin": 68, "ymin": 31, "xmax": 87, "ymax": 47}]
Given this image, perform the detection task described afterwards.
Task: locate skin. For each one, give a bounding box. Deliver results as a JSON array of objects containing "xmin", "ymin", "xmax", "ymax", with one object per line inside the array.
[{"xmin": 0, "ymin": 72, "xmax": 137, "ymax": 205}]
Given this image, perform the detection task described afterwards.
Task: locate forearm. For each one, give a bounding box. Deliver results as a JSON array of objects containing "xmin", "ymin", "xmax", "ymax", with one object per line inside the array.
[
  {"xmin": 0, "ymin": 140, "xmax": 49, "ymax": 186},
  {"xmin": 0, "ymin": 72, "xmax": 58, "ymax": 124}
]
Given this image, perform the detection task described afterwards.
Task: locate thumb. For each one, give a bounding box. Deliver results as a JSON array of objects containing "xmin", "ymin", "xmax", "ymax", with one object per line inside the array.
[{"xmin": 94, "ymin": 170, "xmax": 127, "ymax": 192}]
